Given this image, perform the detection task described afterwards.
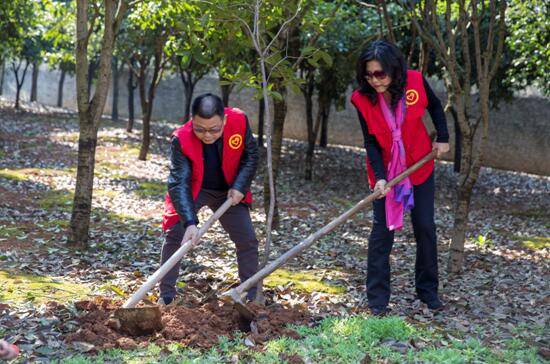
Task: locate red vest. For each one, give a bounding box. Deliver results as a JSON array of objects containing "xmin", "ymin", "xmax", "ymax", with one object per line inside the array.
[
  {"xmin": 162, "ymin": 107, "xmax": 252, "ymax": 231},
  {"xmin": 351, "ymin": 70, "xmax": 433, "ymax": 188}
]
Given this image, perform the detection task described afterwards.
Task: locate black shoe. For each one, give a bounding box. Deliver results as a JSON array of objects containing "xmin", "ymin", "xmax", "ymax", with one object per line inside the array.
[
  {"xmin": 424, "ymin": 298, "xmax": 444, "ymax": 311},
  {"xmin": 157, "ymin": 296, "xmax": 173, "ymax": 305},
  {"xmin": 370, "ymin": 306, "xmax": 389, "ymax": 316}
]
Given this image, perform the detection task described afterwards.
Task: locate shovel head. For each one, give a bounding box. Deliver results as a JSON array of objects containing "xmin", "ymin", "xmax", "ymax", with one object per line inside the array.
[{"xmin": 110, "ymin": 306, "xmax": 164, "ymax": 336}]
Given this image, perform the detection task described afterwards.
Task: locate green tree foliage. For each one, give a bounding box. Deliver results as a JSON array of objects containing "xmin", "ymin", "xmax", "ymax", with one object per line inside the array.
[
  {"xmin": 164, "ymin": 3, "xmax": 219, "ymax": 119},
  {"xmin": 0, "ymin": 0, "xmax": 46, "ymax": 108},
  {"xmin": 505, "ymin": 0, "xmax": 549, "ymax": 96},
  {"xmin": 44, "ymin": 0, "xmax": 76, "ymax": 106}
]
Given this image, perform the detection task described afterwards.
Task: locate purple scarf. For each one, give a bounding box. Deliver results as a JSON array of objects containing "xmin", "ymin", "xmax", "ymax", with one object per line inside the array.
[{"xmin": 378, "ymin": 93, "xmax": 414, "ymax": 230}]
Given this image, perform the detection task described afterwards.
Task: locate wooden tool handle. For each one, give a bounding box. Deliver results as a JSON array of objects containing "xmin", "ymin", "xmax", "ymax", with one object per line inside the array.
[
  {"xmin": 232, "ymin": 150, "xmax": 437, "ymax": 296},
  {"xmin": 122, "ymin": 198, "xmax": 233, "ymax": 308}
]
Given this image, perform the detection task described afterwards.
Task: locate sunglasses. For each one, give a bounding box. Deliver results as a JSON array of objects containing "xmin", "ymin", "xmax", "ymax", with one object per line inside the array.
[
  {"xmin": 364, "ymin": 70, "xmax": 388, "ymax": 81},
  {"xmin": 193, "ymin": 124, "xmax": 223, "ymax": 135}
]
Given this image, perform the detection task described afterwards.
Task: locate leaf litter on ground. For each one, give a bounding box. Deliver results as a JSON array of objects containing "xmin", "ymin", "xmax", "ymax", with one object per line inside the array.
[{"xmin": 0, "ymin": 99, "xmax": 548, "ymax": 362}]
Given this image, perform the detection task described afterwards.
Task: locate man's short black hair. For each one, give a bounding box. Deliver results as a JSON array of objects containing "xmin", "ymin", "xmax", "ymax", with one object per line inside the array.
[{"xmin": 191, "ymin": 93, "xmax": 225, "ymax": 119}]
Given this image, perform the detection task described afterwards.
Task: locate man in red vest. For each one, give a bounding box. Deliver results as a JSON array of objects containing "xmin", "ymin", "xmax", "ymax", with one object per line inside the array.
[{"xmin": 159, "ymin": 93, "xmax": 259, "ymax": 305}]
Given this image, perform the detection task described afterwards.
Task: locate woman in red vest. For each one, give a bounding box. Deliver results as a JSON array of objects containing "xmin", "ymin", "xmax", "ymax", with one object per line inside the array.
[
  {"xmin": 160, "ymin": 93, "xmax": 259, "ymax": 305},
  {"xmin": 351, "ymin": 40, "xmax": 449, "ymax": 316}
]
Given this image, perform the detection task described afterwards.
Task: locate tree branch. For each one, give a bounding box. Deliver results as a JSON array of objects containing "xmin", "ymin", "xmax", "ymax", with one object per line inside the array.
[
  {"xmin": 489, "ymin": 0, "xmax": 506, "ymax": 81},
  {"xmin": 264, "ymin": 1, "xmax": 302, "ymax": 55}
]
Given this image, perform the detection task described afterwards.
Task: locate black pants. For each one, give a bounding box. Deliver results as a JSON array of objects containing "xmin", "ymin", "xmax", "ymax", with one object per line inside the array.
[
  {"xmin": 160, "ymin": 189, "xmax": 259, "ymax": 300},
  {"xmin": 367, "ymin": 173, "xmax": 439, "ymax": 308}
]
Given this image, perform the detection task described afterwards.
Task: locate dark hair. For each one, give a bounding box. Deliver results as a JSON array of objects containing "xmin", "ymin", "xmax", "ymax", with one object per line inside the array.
[
  {"xmin": 191, "ymin": 93, "xmax": 225, "ymax": 118},
  {"xmin": 356, "ymin": 40, "xmax": 407, "ymax": 109}
]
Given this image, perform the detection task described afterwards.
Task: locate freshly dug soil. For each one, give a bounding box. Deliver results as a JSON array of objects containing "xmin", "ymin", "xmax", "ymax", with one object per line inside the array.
[{"xmin": 64, "ymin": 296, "xmax": 309, "ymax": 350}]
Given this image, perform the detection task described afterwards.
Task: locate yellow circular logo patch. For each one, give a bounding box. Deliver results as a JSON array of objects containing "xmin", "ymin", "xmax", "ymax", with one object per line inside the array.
[
  {"xmin": 406, "ymin": 89, "xmax": 419, "ymax": 106},
  {"xmin": 229, "ymin": 134, "xmax": 243, "ymax": 149}
]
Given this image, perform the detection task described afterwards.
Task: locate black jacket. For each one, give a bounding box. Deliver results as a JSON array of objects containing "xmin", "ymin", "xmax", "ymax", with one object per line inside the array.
[{"xmin": 167, "ymin": 117, "xmax": 258, "ymax": 228}]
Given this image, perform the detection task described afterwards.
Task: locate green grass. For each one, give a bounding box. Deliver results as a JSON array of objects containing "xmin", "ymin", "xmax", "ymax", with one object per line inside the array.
[
  {"xmin": 513, "ymin": 235, "xmax": 550, "ymax": 250},
  {"xmin": 57, "ymin": 315, "xmax": 544, "ymax": 363},
  {"xmin": 0, "ymin": 270, "xmax": 91, "ymax": 304},
  {"xmin": 134, "ymin": 181, "xmax": 166, "ymax": 198},
  {"xmin": 94, "ymin": 162, "xmax": 123, "ymax": 178},
  {"xmin": 95, "ymin": 189, "xmax": 119, "ymax": 198},
  {"xmin": 37, "ymin": 219, "xmax": 70, "ymax": 229},
  {"xmin": 39, "ymin": 190, "xmax": 74, "ymax": 211},
  {"xmin": 0, "ymin": 169, "xmax": 29, "ymax": 181},
  {"xmin": 264, "ymin": 268, "xmax": 345, "ymax": 294},
  {"xmin": 0, "ymin": 224, "xmax": 29, "ymax": 238},
  {"xmin": 0, "ymin": 168, "xmax": 73, "ymax": 181}
]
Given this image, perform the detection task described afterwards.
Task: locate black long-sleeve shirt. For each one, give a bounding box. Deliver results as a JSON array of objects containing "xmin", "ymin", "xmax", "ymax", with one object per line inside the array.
[
  {"xmin": 167, "ymin": 116, "xmax": 258, "ymax": 228},
  {"xmin": 357, "ymin": 77, "xmax": 449, "ymax": 181}
]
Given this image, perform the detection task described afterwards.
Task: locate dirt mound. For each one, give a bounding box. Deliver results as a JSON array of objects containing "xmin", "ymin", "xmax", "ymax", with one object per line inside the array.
[{"xmin": 65, "ymin": 297, "xmax": 309, "ymax": 350}]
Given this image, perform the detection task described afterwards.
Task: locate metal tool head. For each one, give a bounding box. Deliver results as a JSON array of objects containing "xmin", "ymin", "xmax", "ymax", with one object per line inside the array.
[{"xmin": 227, "ymin": 288, "xmax": 257, "ymax": 321}]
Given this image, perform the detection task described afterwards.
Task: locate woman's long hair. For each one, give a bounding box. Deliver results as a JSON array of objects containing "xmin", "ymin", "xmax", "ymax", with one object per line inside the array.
[{"xmin": 356, "ymin": 40, "xmax": 407, "ymax": 109}]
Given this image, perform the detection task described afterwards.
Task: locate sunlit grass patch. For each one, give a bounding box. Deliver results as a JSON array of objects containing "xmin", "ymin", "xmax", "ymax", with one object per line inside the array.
[
  {"xmin": 134, "ymin": 181, "xmax": 165, "ymax": 198},
  {"xmin": 38, "ymin": 190, "xmax": 74, "ymax": 211},
  {"xmin": 37, "ymin": 219, "xmax": 70, "ymax": 229},
  {"xmin": 0, "ymin": 169, "xmax": 28, "ymax": 181},
  {"xmin": 97, "ymin": 144, "xmax": 141, "ymax": 160},
  {"xmin": 103, "ymin": 211, "xmax": 151, "ymax": 223},
  {"xmin": 0, "ymin": 270, "xmax": 90, "ymax": 304},
  {"xmin": 56, "ymin": 132, "xmax": 79, "ymax": 143},
  {"xmin": 264, "ymin": 268, "xmax": 345, "ymax": 294},
  {"xmin": 515, "ymin": 235, "xmax": 550, "ymax": 250},
  {"xmin": 94, "ymin": 189, "xmax": 119, "ymax": 198},
  {"xmin": 94, "ymin": 162, "xmax": 123, "ymax": 178},
  {"xmin": 0, "ymin": 224, "xmax": 29, "ymax": 238},
  {"xmin": 0, "ymin": 168, "xmax": 72, "ymax": 181}
]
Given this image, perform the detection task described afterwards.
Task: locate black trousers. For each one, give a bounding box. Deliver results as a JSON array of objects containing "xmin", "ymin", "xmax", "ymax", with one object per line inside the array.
[
  {"xmin": 367, "ymin": 173, "xmax": 439, "ymax": 308},
  {"xmin": 160, "ymin": 189, "xmax": 259, "ymax": 300}
]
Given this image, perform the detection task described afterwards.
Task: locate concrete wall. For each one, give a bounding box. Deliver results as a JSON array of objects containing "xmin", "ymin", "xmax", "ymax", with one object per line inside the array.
[{"xmin": 2, "ymin": 64, "xmax": 549, "ymax": 176}]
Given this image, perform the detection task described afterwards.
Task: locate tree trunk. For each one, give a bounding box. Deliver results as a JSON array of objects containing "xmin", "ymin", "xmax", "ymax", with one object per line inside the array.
[
  {"xmin": 30, "ymin": 63, "xmax": 39, "ymax": 102},
  {"xmin": 68, "ymin": 120, "xmax": 99, "ymax": 247},
  {"xmin": 419, "ymin": 41, "xmax": 429, "ymax": 74},
  {"xmin": 69, "ymin": 0, "xmax": 126, "ymax": 248},
  {"xmin": 448, "ymin": 182, "xmax": 472, "ymax": 273},
  {"xmin": 257, "ymin": 97, "xmax": 265, "ymax": 147},
  {"xmin": 15, "ymin": 87, "xmax": 21, "ymax": 109},
  {"xmin": 87, "ymin": 60, "xmax": 97, "ymax": 96},
  {"xmin": 319, "ymin": 100, "xmax": 329, "ymax": 147},
  {"xmin": 57, "ymin": 69, "xmax": 66, "ymax": 107},
  {"xmin": 137, "ymin": 63, "xmax": 150, "ymax": 159},
  {"xmin": 111, "ymin": 57, "xmax": 120, "ymax": 121},
  {"xmin": 303, "ymin": 75, "xmax": 315, "ymax": 180},
  {"xmin": 12, "ymin": 60, "xmax": 30, "ymax": 109},
  {"xmin": 305, "ymin": 95, "xmax": 324, "ymax": 181},
  {"xmin": 263, "ymin": 80, "xmax": 286, "ymax": 228},
  {"xmin": 377, "ymin": 0, "xmax": 395, "ymax": 43},
  {"xmin": 0, "ymin": 59, "xmax": 5, "ymax": 95},
  {"xmin": 184, "ymin": 83, "xmax": 193, "ymax": 121},
  {"xmin": 220, "ymin": 82, "xmax": 231, "ymax": 106},
  {"xmin": 138, "ymin": 42, "xmax": 164, "ymax": 161},
  {"xmin": 127, "ymin": 62, "xmax": 135, "ymax": 132},
  {"xmin": 139, "ymin": 105, "xmax": 152, "ymax": 160},
  {"xmin": 450, "ymin": 106, "xmax": 461, "ymax": 173}
]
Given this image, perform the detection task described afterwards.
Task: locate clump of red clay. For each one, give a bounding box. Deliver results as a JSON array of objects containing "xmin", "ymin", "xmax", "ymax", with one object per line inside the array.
[{"xmin": 65, "ymin": 296, "xmax": 309, "ymax": 350}]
